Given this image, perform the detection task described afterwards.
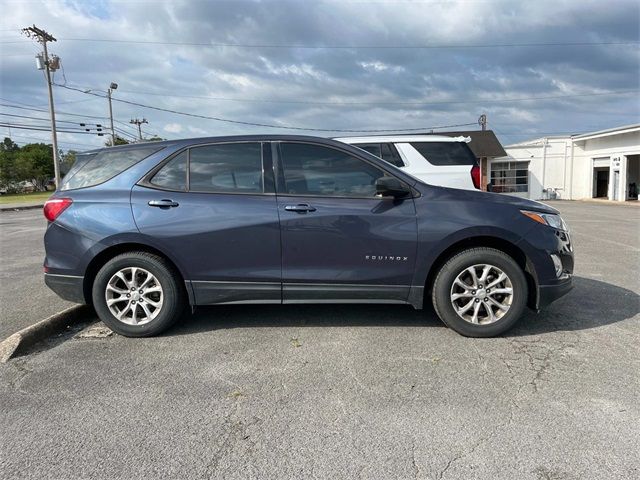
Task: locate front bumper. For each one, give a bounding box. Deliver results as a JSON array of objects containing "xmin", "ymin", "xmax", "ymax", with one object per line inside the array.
[
  {"xmin": 538, "ymin": 275, "xmax": 573, "ymax": 309},
  {"xmin": 44, "ymin": 273, "xmax": 86, "ymax": 304}
]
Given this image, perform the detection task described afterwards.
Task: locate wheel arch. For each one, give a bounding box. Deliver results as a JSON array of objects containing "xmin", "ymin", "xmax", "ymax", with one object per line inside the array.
[
  {"xmin": 82, "ymin": 242, "xmax": 193, "ymax": 305},
  {"xmin": 423, "ymin": 235, "xmax": 538, "ymax": 310}
]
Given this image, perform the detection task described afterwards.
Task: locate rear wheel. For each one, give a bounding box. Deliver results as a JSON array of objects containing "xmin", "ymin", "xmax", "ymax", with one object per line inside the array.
[
  {"xmin": 431, "ymin": 247, "xmax": 527, "ymax": 337},
  {"xmin": 92, "ymin": 252, "xmax": 185, "ymax": 337}
]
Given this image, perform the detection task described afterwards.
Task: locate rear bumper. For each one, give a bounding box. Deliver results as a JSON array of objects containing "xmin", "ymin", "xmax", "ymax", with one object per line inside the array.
[
  {"xmin": 44, "ymin": 273, "xmax": 86, "ymax": 304},
  {"xmin": 538, "ymin": 275, "xmax": 573, "ymax": 309}
]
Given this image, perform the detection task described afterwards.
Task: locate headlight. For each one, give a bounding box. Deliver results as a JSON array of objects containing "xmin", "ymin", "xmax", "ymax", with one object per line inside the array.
[{"xmin": 521, "ymin": 210, "xmax": 568, "ymax": 231}]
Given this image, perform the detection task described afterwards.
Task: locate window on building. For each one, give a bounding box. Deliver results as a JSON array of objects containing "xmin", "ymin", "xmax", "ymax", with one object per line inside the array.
[
  {"xmin": 490, "ymin": 161, "xmax": 529, "ymax": 193},
  {"xmin": 189, "ymin": 143, "xmax": 263, "ymax": 193}
]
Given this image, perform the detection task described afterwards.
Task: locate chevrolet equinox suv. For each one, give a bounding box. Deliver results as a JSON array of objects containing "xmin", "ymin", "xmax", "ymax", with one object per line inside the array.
[{"xmin": 43, "ymin": 135, "xmax": 573, "ymax": 338}]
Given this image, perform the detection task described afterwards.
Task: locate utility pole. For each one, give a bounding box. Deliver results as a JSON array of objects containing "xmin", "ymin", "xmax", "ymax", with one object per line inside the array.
[
  {"xmin": 107, "ymin": 82, "xmax": 118, "ymax": 146},
  {"xmin": 478, "ymin": 113, "xmax": 488, "ymax": 192},
  {"xmin": 130, "ymin": 118, "xmax": 148, "ymax": 141},
  {"xmin": 478, "ymin": 113, "xmax": 487, "ymax": 131},
  {"xmin": 22, "ymin": 25, "xmax": 61, "ymax": 188}
]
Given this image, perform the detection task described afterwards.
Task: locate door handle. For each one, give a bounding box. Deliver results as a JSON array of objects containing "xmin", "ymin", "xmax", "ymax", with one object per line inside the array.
[
  {"xmin": 284, "ymin": 203, "xmax": 316, "ymax": 213},
  {"xmin": 148, "ymin": 199, "xmax": 179, "ymax": 208}
]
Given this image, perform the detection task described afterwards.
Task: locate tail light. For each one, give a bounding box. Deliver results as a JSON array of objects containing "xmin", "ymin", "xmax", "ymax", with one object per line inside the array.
[
  {"xmin": 470, "ymin": 165, "xmax": 480, "ymax": 190},
  {"xmin": 43, "ymin": 198, "xmax": 72, "ymax": 222}
]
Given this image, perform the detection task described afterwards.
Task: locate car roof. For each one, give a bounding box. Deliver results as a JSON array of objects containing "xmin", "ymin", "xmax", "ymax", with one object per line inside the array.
[
  {"xmin": 334, "ymin": 135, "xmax": 470, "ymax": 143},
  {"xmin": 78, "ymin": 134, "xmax": 355, "ymax": 154}
]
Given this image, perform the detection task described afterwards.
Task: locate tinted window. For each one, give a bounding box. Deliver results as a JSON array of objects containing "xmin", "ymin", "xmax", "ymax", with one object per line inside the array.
[
  {"xmin": 410, "ymin": 142, "xmax": 476, "ymax": 166},
  {"xmin": 61, "ymin": 145, "xmax": 161, "ymax": 191},
  {"xmin": 280, "ymin": 143, "xmax": 384, "ymax": 197},
  {"xmin": 189, "ymin": 143, "xmax": 263, "ymax": 193},
  {"xmin": 356, "ymin": 143, "xmax": 404, "ymax": 168},
  {"xmin": 150, "ymin": 151, "xmax": 187, "ymax": 191},
  {"xmin": 358, "ymin": 143, "xmax": 382, "ymax": 157},
  {"xmin": 380, "ymin": 143, "xmax": 404, "ymax": 167},
  {"xmin": 60, "ymin": 152, "xmax": 97, "ymax": 181}
]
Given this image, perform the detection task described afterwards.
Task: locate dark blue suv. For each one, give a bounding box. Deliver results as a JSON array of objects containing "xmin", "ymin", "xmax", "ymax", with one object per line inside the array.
[{"xmin": 43, "ymin": 135, "xmax": 573, "ymax": 337}]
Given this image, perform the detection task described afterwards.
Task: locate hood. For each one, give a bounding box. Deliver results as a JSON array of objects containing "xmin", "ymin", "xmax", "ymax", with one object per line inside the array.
[{"xmin": 419, "ymin": 184, "xmax": 559, "ymax": 214}]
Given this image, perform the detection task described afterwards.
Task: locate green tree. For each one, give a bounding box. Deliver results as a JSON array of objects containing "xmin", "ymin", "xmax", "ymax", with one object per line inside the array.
[
  {"xmin": 104, "ymin": 135, "xmax": 130, "ymax": 146},
  {"xmin": 14, "ymin": 143, "xmax": 54, "ymax": 191},
  {"xmin": 61, "ymin": 150, "xmax": 77, "ymax": 175},
  {"xmin": 0, "ymin": 137, "xmax": 19, "ymax": 153},
  {"xmin": 0, "ymin": 137, "xmax": 20, "ymax": 190}
]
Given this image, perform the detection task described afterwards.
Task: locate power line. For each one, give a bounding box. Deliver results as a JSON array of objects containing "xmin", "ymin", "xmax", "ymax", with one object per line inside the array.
[
  {"xmin": 0, "ymin": 100, "xmax": 155, "ymax": 137},
  {"xmin": 0, "ymin": 102, "xmax": 133, "ymax": 130},
  {"xmin": 0, "ymin": 111, "xmax": 103, "ymax": 126},
  {"xmin": 113, "ymin": 87, "xmax": 640, "ymax": 107},
  {"xmin": 0, "ymin": 122, "xmax": 109, "ymax": 135},
  {"xmin": 0, "ymin": 132, "xmax": 99, "ymax": 149},
  {"xmin": 4, "ymin": 38, "xmax": 638, "ymax": 49},
  {"xmin": 54, "ymin": 83, "xmax": 478, "ymax": 132}
]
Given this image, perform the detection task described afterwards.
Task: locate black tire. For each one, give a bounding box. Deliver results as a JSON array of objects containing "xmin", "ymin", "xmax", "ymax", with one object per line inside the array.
[
  {"xmin": 92, "ymin": 251, "xmax": 185, "ymax": 337},
  {"xmin": 431, "ymin": 247, "xmax": 527, "ymax": 337}
]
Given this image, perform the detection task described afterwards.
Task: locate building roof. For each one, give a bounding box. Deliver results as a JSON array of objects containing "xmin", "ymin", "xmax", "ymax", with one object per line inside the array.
[
  {"xmin": 506, "ymin": 124, "xmax": 640, "ymax": 148},
  {"xmin": 571, "ymin": 123, "xmax": 640, "ymax": 142},
  {"xmin": 429, "ymin": 130, "xmax": 507, "ymax": 158}
]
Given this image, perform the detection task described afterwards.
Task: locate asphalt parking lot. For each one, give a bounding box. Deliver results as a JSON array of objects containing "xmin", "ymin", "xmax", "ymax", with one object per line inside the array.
[
  {"xmin": 1, "ymin": 201, "xmax": 639, "ymax": 479},
  {"xmin": 0, "ymin": 208, "xmax": 71, "ymax": 339}
]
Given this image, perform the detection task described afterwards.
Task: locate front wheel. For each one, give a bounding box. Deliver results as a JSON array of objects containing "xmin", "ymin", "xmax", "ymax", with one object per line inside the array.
[
  {"xmin": 431, "ymin": 247, "xmax": 527, "ymax": 337},
  {"xmin": 92, "ymin": 252, "xmax": 185, "ymax": 337}
]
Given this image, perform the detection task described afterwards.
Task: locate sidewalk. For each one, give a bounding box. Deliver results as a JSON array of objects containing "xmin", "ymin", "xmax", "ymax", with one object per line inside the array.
[{"xmin": 0, "ymin": 201, "xmax": 46, "ymax": 211}]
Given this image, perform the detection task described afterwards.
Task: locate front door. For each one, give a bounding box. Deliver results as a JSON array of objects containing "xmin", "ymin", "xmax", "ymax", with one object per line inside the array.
[
  {"xmin": 131, "ymin": 142, "xmax": 281, "ymax": 304},
  {"xmin": 274, "ymin": 141, "xmax": 417, "ymax": 303},
  {"xmin": 596, "ymin": 170, "xmax": 609, "ymax": 198}
]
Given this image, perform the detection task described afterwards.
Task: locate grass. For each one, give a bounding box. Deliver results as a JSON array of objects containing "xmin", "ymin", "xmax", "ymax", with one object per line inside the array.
[{"xmin": 0, "ymin": 191, "xmax": 52, "ymax": 204}]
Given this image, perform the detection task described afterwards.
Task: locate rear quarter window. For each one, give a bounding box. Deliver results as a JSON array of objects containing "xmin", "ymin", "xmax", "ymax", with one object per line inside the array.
[
  {"xmin": 61, "ymin": 145, "xmax": 162, "ymax": 191},
  {"xmin": 410, "ymin": 142, "xmax": 476, "ymax": 166}
]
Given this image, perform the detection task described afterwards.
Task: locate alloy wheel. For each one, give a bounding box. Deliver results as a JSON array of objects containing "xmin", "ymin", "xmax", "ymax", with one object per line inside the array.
[
  {"xmin": 105, "ymin": 267, "xmax": 164, "ymax": 325},
  {"xmin": 449, "ymin": 264, "xmax": 514, "ymax": 325}
]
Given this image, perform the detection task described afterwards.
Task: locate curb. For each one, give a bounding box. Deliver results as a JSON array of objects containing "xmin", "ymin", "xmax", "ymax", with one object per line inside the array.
[
  {"xmin": 0, "ymin": 305, "xmax": 93, "ymax": 363},
  {"xmin": 0, "ymin": 204, "xmax": 45, "ymax": 212}
]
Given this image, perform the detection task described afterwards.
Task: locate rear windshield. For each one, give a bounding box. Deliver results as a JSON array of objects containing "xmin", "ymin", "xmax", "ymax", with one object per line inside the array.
[
  {"xmin": 410, "ymin": 142, "xmax": 476, "ymax": 166},
  {"xmin": 61, "ymin": 145, "xmax": 162, "ymax": 191}
]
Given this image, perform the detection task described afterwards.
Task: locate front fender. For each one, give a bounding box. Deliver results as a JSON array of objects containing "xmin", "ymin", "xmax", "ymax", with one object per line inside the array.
[{"xmin": 411, "ymin": 225, "xmax": 526, "ymax": 295}]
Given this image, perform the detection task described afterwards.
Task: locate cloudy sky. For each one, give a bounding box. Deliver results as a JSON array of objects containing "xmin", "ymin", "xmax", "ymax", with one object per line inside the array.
[{"xmin": 0, "ymin": 0, "xmax": 638, "ymax": 151}]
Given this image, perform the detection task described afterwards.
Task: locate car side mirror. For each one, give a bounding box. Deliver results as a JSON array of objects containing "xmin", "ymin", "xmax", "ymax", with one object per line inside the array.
[{"xmin": 375, "ymin": 176, "xmax": 411, "ymax": 198}]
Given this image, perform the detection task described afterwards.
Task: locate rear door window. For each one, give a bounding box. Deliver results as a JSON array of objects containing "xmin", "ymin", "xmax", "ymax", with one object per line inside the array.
[
  {"xmin": 149, "ymin": 151, "xmax": 188, "ymax": 191},
  {"xmin": 61, "ymin": 145, "xmax": 162, "ymax": 191},
  {"xmin": 410, "ymin": 142, "xmax": 476, "ymax": 166},
  {"xmin": 189, "ymin": 143, "xmax": 263, "ymax": 193}
]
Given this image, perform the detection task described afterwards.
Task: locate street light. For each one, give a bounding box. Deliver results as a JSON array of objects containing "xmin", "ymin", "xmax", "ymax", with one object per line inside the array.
[{"xmin": 107, "ymin": 82, "xmax": 118, "ymax": 145}]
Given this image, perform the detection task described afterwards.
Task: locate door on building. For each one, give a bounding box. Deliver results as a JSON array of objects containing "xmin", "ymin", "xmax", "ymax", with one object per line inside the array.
[
  {"xmin": 594, "ymin": 168, "xmax": 609, "ymax": 198},
  {"xmin": 626, "ymin": 155, "xmax": 639, "ymax": 200}
]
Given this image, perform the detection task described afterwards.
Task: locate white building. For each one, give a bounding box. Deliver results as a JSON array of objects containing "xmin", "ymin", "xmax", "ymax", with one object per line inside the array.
[{"xmin": 489, "ymin": 124, "xmax": 640, "ymax": 202}]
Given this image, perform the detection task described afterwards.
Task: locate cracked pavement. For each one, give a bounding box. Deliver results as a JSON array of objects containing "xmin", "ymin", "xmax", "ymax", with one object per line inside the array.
[{"xmin": 1, "ymin": 201, "xmax": 639, "ymax": 479}]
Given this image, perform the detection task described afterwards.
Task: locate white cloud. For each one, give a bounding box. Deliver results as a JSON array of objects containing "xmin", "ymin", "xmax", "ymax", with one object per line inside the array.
[
  {"xmin": 163, "ymin": 123, "xmax": 183, "ymax": 134},
  {"xmin": 0, "ymin": 0, "xmax": 637, "ymax": 149}
]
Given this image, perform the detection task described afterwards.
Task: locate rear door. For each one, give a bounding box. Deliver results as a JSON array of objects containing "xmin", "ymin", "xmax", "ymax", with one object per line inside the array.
[
  {"xmin": 395, "ymin": 141, "xmax": 477, "ymax": 190},
  {"xmin": 274, "ymin": 141, "xmax": 417, "ymax": 303},
  {"xmin": 131, "ymin": 141, "xmax": 281, "ymax": 304}
]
